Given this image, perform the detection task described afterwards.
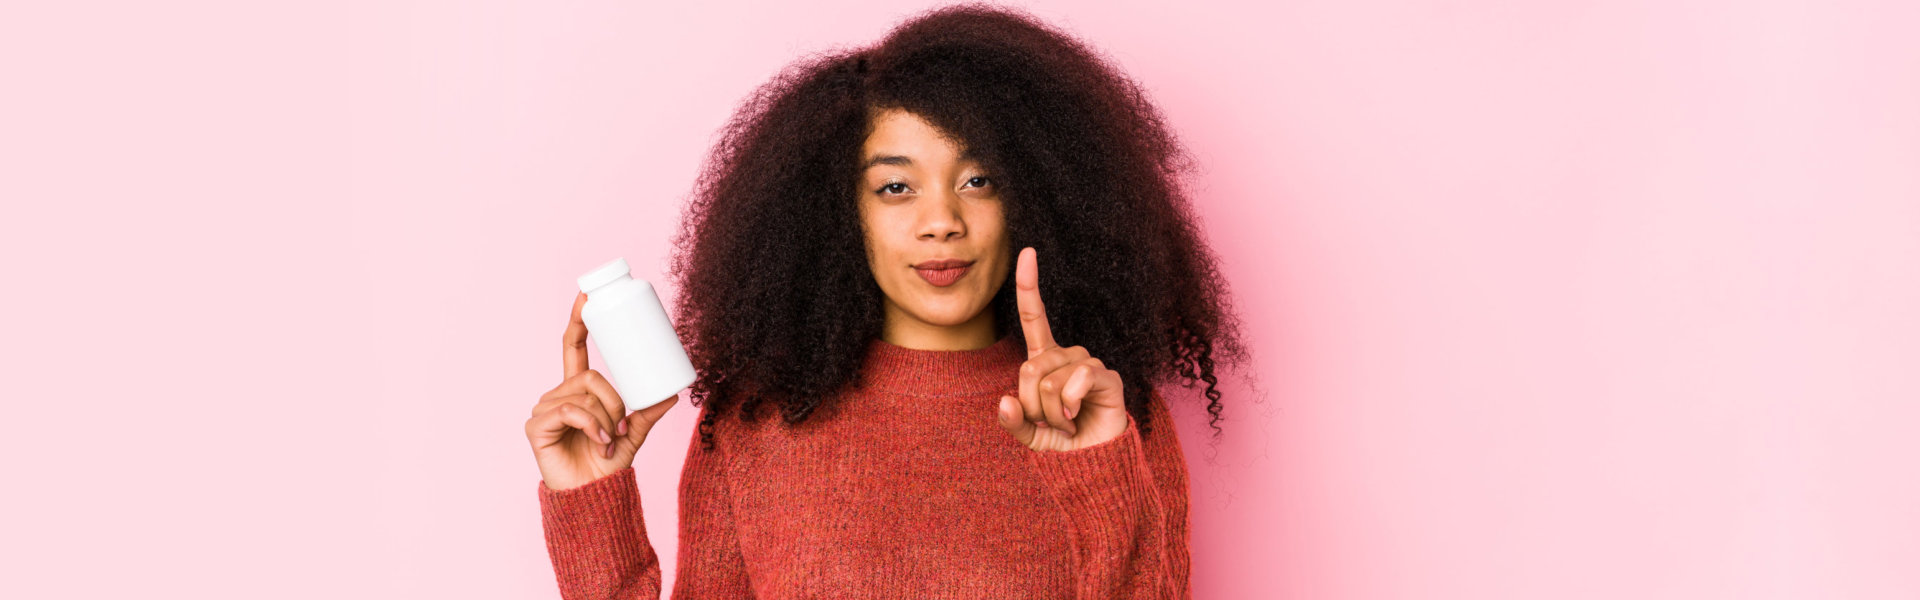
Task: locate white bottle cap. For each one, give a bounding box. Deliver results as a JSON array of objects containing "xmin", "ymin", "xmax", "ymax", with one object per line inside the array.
[{"xmin": 577, "ymin": 257, "xmax": 631, "ymax": 294}]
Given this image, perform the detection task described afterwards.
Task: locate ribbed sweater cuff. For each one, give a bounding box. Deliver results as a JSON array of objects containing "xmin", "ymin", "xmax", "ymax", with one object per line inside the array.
[
  {"xmin": 537, "ymin": 466, "xmax": 658, "ymax": 593},
  {"xmin": 1027, "ymin": 412, "xmax": 1163, "ymax": 540}
]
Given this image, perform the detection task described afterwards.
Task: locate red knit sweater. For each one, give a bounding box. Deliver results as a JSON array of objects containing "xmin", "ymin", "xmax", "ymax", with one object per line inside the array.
[{"xmin": 537, "ymin": 331, "xmax": 1191, "ymax": 599}]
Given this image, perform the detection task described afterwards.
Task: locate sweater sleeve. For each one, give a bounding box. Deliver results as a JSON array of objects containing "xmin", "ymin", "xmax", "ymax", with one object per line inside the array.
[
  {"xmin": 537, "ymin": 408, "xmax": 755, "ymax": 599},
  {"xmin": 538, "ymin": 465, "xmax": 662, "ymax": 599},
  {"xmin": 665, "ymin": 417, "xmax": 755, "ymax": 597},
  {"xmin": 1136, "ymin": 392, "xmax": 1193, "ymax": 597},
  {"xmin": 1026, "ymin": 390, "xmax": 1192, "ymax": 600}
]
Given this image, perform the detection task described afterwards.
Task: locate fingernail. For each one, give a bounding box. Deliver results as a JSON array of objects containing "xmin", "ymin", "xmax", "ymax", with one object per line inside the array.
[
  {"xmin": 604, "ymin": 442, "xmax": 613, "ymax": 459},
  {"xmin": 599, "ymin": 429, "xmax": 611, "ymax": 444},
  {"xmin": 618, "ymin": 419, "xmax": 628, "ymax": 436},
  {"xmin": 1067, "ymin": 406, "xmax": 1076, "ymax": 419}
]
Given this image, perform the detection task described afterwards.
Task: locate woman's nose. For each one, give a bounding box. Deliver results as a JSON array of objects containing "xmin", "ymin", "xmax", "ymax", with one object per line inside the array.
[{"xmin": 917, "ymin": 190, "xmax": 967, "ymax": 240}]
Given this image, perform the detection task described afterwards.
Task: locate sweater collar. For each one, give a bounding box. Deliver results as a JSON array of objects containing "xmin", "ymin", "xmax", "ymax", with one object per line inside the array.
[{"xmin": 858, "ymin": 330, "xmax": 1026, "ymax": 397}]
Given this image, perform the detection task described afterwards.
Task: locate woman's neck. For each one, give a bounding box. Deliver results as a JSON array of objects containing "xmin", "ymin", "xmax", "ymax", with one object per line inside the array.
[{"xmin": 879, "ymin": 305, "xmax": 999, "ymax": 351}]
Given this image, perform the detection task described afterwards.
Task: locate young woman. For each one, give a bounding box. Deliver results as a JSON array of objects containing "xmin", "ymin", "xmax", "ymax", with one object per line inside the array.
[{"xmin": 524, "ymin": 5, "xmax": 1249, "ymax": 598}]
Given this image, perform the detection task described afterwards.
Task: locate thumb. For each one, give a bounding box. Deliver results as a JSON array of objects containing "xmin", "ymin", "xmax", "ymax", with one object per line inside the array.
[
  {"xmin": 609, "ymin": 410, "xmax": 653, "ymax": 464},
  {"xmin": 997, "ymin": 395, "xmax": 1035, "ymax": 446},
  {"xmin": 633, "ymin": 394, "xmax": 679, "ymax": 430}
]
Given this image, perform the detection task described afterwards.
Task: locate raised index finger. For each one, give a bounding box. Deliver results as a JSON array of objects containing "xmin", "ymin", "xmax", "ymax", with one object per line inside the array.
[
  {"xmin": 563, "ymin": 291, "xmax": 589, "ymax": 379},
  {"xmin": 1015, "ymin": 246, "xmax": 1057, "ymax": 358}
]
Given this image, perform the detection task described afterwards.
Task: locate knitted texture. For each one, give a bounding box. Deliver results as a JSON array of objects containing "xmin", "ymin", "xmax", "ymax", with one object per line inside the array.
[{"xmin": 538, "ymin": 331, "xmax": 1192, "ymax": 599}]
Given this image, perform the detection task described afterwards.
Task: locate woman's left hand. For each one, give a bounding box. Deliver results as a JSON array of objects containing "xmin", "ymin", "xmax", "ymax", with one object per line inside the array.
[{"xmin": 997, "ymin": 247, "xmax": 1129, "ymax": 452}]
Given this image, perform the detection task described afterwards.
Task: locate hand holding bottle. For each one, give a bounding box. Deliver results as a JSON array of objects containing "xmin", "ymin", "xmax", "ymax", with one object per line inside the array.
[{"xmin": 526, "ymin": 292, "xmax": 680, "ymax": 491}]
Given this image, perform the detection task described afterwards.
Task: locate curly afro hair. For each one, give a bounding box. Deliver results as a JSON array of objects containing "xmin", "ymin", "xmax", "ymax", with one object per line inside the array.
[{"xmin": 669, "ymin": 3, "xmax": 1251, "ymax": 452}]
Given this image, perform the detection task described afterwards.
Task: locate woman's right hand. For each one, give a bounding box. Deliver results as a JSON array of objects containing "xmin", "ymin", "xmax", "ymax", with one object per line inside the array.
[{"xmin": 526, "ymin": 292, "xmax": 681, "ymax": 491}]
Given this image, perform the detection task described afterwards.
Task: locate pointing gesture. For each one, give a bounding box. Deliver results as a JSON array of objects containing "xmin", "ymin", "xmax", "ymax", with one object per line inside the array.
[{"xmin": 997, "ymin": 247, "xmax": 1129, "ymax": 451}]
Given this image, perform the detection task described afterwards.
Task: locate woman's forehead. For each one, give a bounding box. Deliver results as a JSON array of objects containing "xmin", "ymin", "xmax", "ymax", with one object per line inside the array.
[{"xmin": 862, "ymin": 109, "xmax": 976, "ymax": 169}]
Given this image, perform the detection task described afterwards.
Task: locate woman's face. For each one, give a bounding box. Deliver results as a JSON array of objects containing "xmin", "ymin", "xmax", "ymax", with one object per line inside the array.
[{"xmin": 858, "ymin": 108, "xmax": 1012, "ymax": 346}]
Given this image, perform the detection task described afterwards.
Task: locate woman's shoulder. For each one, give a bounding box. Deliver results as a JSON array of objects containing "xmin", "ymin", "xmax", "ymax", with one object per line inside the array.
[{"xmin": 683, "ymin": 395, "xmax": 780, "ymax": 456}]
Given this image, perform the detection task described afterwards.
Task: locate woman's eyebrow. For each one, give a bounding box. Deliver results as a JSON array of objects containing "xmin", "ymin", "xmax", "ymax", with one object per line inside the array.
[
  {"xmin": 862, "ymin": 151, "xmax": 981, "ymax": 170},
  {"xmin": 864, "ymin": 154, "xmax": 912, "ymax": 169}
]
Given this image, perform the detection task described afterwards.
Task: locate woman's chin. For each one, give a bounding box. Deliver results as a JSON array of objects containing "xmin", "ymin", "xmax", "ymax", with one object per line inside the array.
[{"xmin": 906, "ymin": 303, "xmax": 987, "ymax": 328}]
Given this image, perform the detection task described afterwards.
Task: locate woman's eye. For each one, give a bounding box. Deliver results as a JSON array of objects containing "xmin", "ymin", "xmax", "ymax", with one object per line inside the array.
[
  {"xmin": 966, "ymin": 176, "xmax": 992, "ymax": 188},
  {"xmin": 877, "ymin": 182, "xmax": 908, "ymax": 195}
]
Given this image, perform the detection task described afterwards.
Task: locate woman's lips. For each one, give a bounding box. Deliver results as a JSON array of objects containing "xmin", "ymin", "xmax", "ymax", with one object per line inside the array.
[{"xmin": 915, "ymin": 264, "xmax": 970, "ymax": 287}]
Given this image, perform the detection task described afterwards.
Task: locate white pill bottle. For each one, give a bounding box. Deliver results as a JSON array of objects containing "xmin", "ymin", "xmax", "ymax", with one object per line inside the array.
[{"xmin": 576, "ymin": 257, "xmax": 698, "ymax": 412}]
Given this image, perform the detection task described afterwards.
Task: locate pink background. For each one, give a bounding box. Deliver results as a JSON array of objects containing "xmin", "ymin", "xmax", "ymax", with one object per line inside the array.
[{"xmin": 4, "ymin": 0, "xmax": 1916, "ymax": 597}]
